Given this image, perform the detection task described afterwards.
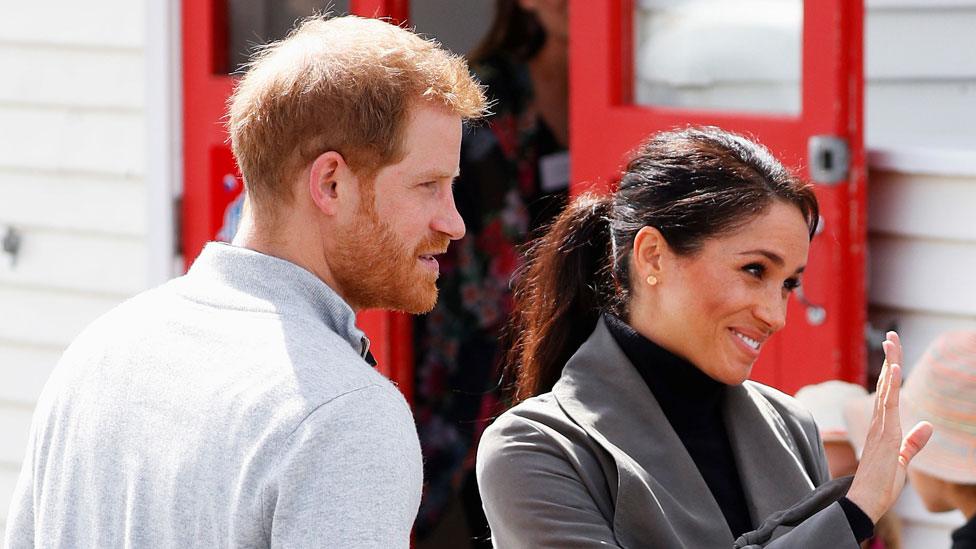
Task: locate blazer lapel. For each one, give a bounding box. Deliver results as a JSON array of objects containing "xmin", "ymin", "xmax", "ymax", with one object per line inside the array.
[
  {"xmin": 724, "ymin": 383, "xmax": 817, "ymax": 528},
  {"xmin": 552, "ymin": 319, "xmax": 733, "ymax": 548}
]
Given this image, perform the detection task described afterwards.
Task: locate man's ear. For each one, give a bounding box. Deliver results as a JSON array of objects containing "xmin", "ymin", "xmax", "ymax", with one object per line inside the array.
[
  {"xmin": 308, "ymin": 151, "xmax": 351, "ymax": 216},
  {"xmin": 632, "ymin": 226, "xmax": 669, "ymax": 282}
]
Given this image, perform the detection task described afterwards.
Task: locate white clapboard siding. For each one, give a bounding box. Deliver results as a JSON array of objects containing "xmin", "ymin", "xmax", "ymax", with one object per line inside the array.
[
  {"xmin": 0, "ymin": 463, "xmax": 20, "ymax": 528},
  {"xmin": 0, "ymin": 343, "xmax": 61, "ymax": 405},
  {"xmin": 0, "ymin": 170, "xmax": 145, "ymax": 237},
  {"xmin": 0, "ymin": 0, "xmax": 151, "ymax": 538},
  {"xmin": 0, "ymin": 229, "xmax": 146, "ymax": 296},
  {"xmin": 0, "ymin": 107, "xmax": 145, "ymax": 177},
  {"xmin": 869, "ymin": 306, "xmax": 976, "ymax": 373},
  {"xmin": 868, "ymin": 170, "xmax": 976, "ymax": 241},
  {"xmin": 0, "ymin": 45, "xmax": 143, "ymax": 110},
  {"xmin": 865, "ymin": 6, "xmax": 976, "ymax": 537},
  {"xmin": 868, "ymin": 235, "xmax": 976, "ymax": 317},
  {"xmin": 0, "ymin": 408, "xmax": 32, "ymax": 466},
  {"xmin": 0, "ymin": 2, "xmax": 144, "ymax": 49},
  {"xmin": 866, "ymin": 82, "xmax": 976, "ymax": 146},
  {"xmin": 865, "ymin": 2, "xmax": 976, "ymax": 146},
  {"xmin": 866, "ymin": 7, "xmax": 976, "ymax": 80},
  {"xmin": 0, "ymin": 288, "xmax": 126, "ymax": 349}
]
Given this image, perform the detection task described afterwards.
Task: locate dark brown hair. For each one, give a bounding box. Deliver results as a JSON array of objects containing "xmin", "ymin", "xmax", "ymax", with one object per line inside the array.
[
  {"xmin": 506, "ymin": 127, "xmax": 820, "ymax": 402},
  {"xmin": 468, "ymin": 0, "xmax": 547, "ymax": 64}
]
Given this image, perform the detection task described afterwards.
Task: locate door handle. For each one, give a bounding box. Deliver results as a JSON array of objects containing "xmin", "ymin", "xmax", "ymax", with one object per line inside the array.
[{"xmin": 808, "ymin": 135, "xmax": 849, "ymax": 185}]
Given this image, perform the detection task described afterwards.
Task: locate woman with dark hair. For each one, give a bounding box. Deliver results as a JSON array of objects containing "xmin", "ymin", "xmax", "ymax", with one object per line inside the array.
[
  {"xmin": 476, "ymin": 127, "xmax": 933, "ymax": 548},
  {"xmin": 412, "ymin": 0, "xmax": 569, "ymax": 544}
]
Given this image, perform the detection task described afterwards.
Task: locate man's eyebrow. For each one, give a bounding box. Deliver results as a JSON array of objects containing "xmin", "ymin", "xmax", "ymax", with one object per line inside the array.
[
  {"xmin": 739, "ymin": 249, "xmax": 806, "ymax": 274},
  {"xmin": 417, "ymin": 169, "xmax": 460, "ymax": 180}
]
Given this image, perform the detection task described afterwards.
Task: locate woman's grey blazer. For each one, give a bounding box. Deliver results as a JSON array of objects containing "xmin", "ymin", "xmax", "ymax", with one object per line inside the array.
[{"xmin": 476, "ymin": 319, "xmax": 859, "ymax": 548}]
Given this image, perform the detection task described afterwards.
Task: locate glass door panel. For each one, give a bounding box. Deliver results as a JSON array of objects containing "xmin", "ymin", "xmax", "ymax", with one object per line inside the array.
[{"xmin": 633, "ymin": 0, "xmax": 802, "ymax": 115}]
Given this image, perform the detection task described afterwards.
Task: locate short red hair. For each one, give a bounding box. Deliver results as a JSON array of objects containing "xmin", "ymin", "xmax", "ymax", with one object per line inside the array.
[{"xmin": 227, "ymin": 15, "xmax": 487, "ymax": 216}]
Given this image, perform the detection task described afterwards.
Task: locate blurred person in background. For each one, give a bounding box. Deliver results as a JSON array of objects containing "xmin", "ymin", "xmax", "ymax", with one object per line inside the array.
[
  {"xmin": 4, "ymin": 16, "xmax": 485, "ymax": 549},
  {"xmin": 412, "ymin": 0, "xmax": 569, "ymax": 545},
  {"xmin": 796, "ymin": 380, "xmax": 903, "ymax": 549}
]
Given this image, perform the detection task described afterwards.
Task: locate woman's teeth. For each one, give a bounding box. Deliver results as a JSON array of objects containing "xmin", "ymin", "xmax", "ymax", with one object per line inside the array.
[{"xmin": 735, "ymin": 332, "xmax": 760, "ymax": 350}]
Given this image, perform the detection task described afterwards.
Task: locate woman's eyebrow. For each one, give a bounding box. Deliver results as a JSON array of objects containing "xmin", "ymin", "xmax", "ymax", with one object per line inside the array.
[
  {"xmin": 739, "ymin": 250, "xmax": 806, "ymax": 274},
  {"xmin": 739, "ymin": 249, "xmax": 784, "ymax": 266}
]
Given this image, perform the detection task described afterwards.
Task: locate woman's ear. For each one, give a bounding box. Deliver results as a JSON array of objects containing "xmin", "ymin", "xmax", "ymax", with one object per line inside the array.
[
  {"xmin": 307, "ymin": 150, "xmax": 351, "ymax": 217},
  {"xmin": 632, "ymin": 226, "xmax": 668, "ymax": 285}
]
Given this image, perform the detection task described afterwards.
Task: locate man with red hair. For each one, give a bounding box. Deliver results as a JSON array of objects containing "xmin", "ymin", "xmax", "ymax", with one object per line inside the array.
[{"xmin": 6, "ymin": 15, "xmax": 486, "ymax": 548}]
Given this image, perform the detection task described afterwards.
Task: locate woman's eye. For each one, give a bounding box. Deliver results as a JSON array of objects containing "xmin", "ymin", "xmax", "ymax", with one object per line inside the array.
[
  {"xmin": 743, "ymin": 263, "xmax": 765, "ymax": 278},
  {"xmin": 784, "ymin": 277, "xmax": 802, "ymax": 292}
]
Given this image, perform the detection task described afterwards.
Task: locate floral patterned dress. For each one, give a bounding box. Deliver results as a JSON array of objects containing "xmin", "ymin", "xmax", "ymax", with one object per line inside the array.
[{"xmin": 412, "ymin": 54, "xmax": 568, "ymax": 537}]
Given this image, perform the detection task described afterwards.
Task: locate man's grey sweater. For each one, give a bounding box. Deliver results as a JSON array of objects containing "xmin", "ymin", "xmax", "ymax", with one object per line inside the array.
[{"xmin": 4, "ymin": 243, "xmax": 422, "ymax": 548}]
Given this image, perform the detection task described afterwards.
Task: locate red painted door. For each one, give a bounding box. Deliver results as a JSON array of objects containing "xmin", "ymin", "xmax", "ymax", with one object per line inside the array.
[
  {"xmin": 569, "ymin": 0, "xmax": 866, "ymax": 393},
  {"xmin": 181, "ymin": 0, "xmax": 412, "ymax": 399}
]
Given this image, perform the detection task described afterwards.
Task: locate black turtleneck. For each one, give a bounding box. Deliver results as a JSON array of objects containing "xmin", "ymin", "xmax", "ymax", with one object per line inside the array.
[
  {"xmin": 604, "ymin": 313, "xmax": 753, "ymax": 537},
  {"xmin": 603, "ymin": 314, "xmax": 874, "ymax": 543}
]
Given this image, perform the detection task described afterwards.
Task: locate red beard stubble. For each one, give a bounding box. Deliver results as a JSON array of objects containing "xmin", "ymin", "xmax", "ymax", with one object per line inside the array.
[{"xmin": 330, "ymin": 187, "xmax": 450, "ymax": 314}]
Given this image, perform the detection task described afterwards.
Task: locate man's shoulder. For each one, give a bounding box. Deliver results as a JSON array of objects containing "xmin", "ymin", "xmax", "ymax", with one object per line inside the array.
[
  {"xmin": 298, "ymin": 383, "xmax": 416, "ymax": 441},
  {"xmin": 61, "ymin": 282, "xmax": 180, "ymax": 352}
]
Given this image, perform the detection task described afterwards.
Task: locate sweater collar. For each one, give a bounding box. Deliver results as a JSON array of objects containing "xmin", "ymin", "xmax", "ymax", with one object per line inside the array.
[{"xmin": 182, "ymin": 243, "xmax": 371, "ymax": 363}]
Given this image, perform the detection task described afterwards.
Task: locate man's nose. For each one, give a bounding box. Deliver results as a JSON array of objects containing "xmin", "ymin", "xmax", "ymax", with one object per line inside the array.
[{"xmin": 433, "ymin": 191, "xmax": 466, "ymax": 240}]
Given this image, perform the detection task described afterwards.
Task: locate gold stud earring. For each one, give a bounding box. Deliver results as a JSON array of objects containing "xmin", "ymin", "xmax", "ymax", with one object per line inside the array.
[{"xmin": 646, "ymin": 275, "xmax": 658, "ymax": 286}]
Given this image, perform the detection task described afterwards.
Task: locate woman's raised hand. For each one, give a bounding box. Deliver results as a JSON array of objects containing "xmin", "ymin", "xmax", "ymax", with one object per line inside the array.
[{"xmin": 846, "ymin": 332, "xmax": 934, "ymax": 522}]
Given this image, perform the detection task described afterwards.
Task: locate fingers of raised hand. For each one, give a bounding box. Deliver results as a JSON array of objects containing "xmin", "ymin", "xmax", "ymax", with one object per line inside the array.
[
  {"xmin": 886, "ymin": 331, "xmax": 903, "ymax": 367},
  {"xmin": 899, "ymin": 421, "xmax": 934, "ymax": 467},
  {"xmin": 884, "ymin": 363, "xmax": 902, "ymax": 411}
]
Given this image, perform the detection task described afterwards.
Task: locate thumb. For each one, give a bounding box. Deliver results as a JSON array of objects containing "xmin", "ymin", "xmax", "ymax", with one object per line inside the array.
[{"xmin": 899, "ymin": 421, "xmax": 934, "ymax": 466}]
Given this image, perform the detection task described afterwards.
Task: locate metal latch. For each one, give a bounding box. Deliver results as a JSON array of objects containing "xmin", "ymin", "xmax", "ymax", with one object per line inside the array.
[
  {"xmin": 808, "ymin": 135, "xmax": 849, "ymax": 185},
  {"xmin": 2, "ymin": 225, "xmax": 21, "ymax": 267}
]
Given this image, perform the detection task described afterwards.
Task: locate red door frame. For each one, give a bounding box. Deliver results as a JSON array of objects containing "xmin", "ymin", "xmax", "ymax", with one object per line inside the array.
[
  {"xmin": 181, "ymin": 0, "xmax": 414, "ymax": 401},
  {"xmin": 568, "ymin": 0, "xmax": 866, "ymax": 393}
]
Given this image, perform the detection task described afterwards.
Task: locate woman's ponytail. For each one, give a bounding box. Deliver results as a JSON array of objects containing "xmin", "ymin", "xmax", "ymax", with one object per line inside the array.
[{"xmin": 505, "ymin": 193, "xmax": 614, "ymax": 403}]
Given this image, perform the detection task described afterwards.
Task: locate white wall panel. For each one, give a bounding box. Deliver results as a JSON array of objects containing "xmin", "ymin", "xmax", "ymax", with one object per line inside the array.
[
  {"xmin": 0, "ymin": 408, "xmax": 32, "ymax": 466},
  {"xmin": 0, "ymin": 343, "xmax": 60, "ymax": 405},
  {"xmin": 0, "ymin": 170, "xmax": 145, "ymax": 236},
  {"xmin": 869, "ymin": 306, "xmax": 976, "ymax": 374},
  {"xmin": 0, "ymin": 46, "xmax": 143, "ymax": 110},
  {"xmin": 0, "ymin": 107, "xmax": 145, "ymax": 176},
  {"xmin": 868, "ymin": 236, "xmax": 976, "ymax": 317},
  {"xmin": 0, "ymin": 464, "xmax": 20, "ymax": 528},
  {"xmin": 866, "ymin": 81, "xmax": 976, "ymax": 147},
  {"xmin": 0, "ymin": 229, "xmax": 145, "ymax": 295},
  {"xmin": 0, "ymin": 3, "xmax": 144, "ymax": 49},
  {"xmin": 0, "ymin": 288, "xmax": 122, "ymax": 348},
  {"xmin": 866, "ymin": 8, "xmax": 976, "ymax": 80},
  {"xmin": 868, "ymin": 171, "xmax": 976, "ymax": 241}
]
